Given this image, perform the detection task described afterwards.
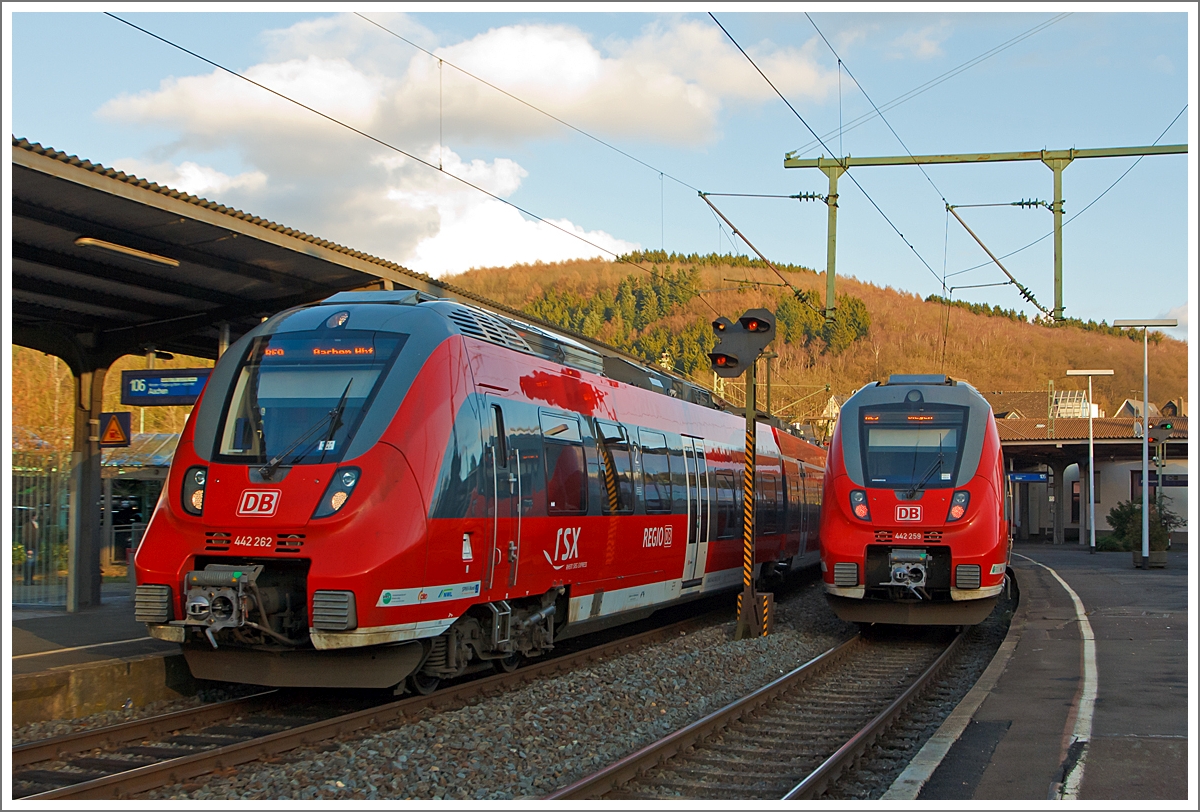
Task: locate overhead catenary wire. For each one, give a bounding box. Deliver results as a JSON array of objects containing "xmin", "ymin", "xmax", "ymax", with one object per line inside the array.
[
  {"xmin": 945, "ymin": 204, "xmax": 1049, "ymax": 315},
  {"xmin": 708, "ymin": 13, "xmax": 946, "ymax": 290},
  {"xmin": 947, "ymin": 103, "xmax": 1188, "ymax": 279},
  {"xmin": 698, "ymin": 192, "xmax": 824, "ymax": 315},
  {"xmin": 103, "ymin": 12, "xmax": 721, "ymax": 318},
  {"xmin": 354, "ymin": 12, "xmax": 702, "ymax": 195},
  {"xmin": 789, "ymin": 13, "xmax": 1073, "ymax": 157},
  {"xmin": 806, "ymin": 12, "xmax": 950, "ymax": 207}
]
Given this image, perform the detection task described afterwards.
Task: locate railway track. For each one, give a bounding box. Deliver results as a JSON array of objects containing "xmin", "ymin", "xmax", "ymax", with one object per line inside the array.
[
  {"xmin": 546, "ymin": 628, "xmax": 965, "ymax": 800},
  {"xmin": 12, "ymin": 611, "xmax": 720, "ymax": 800}
]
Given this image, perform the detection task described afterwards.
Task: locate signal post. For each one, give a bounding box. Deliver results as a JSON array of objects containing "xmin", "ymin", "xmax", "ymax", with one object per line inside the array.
[{"xmin": 709, "ymin": 309, "xmax": 776, "ymax": 639}]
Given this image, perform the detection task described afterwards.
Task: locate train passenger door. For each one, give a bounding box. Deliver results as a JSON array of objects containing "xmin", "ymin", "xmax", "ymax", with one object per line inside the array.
[
  {"xmin": 486, "ymin": 399, "xmax": 519, "ymax": 590},
  {"xmin": 682, "ymin": 437, "xmax": 710, "ymax": 585}
]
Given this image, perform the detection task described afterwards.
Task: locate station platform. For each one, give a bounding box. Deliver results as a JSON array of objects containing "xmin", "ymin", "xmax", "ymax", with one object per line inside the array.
[
  {"xmin": 888, "ymin": 542, "xmax": 1190, "ymax": 802},
  {"xmin": 10, "ymin": 584, "xmax": 194, "ymax": 725}
]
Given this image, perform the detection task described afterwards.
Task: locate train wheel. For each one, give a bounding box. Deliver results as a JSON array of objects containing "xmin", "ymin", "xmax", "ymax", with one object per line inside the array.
[
  {"xmin": 407, "ymin": 671, "xmax": 440, "ymax": 696},
  {"xmin": 493, "ymin": 653, "xmax": 523, "ymax": 674}
]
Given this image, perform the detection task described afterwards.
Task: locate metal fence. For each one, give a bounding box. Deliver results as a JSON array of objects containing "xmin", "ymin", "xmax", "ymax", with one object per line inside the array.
[{"xmin": 11, "ymin": 449, "xmax": 72, "ymax": 607}]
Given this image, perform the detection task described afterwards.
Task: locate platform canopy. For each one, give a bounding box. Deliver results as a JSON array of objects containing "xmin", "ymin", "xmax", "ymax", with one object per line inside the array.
[
  {"xmin": 9, "ymin": 137, "xmax": 531, "ymax": 363},
  {"xmin": 9, "ymin": 137, "xmax": 541, "ymax": 611}
]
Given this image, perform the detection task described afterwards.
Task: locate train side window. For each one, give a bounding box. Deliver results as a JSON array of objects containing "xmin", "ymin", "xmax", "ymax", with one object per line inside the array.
[
  {"xmin": 595, "ymin": 420, "xmax": 634, "ymax": 514},
  {"xmin": 787, "ymin": 474, "xmax": 802, "ymax": 533},
  {"xmin": 757, "ymin": 473, "xmax": 779, "ymax": 534},
  {"xmin": 492, "ymin": 404, "xmax": 508, "ymax": 468},
  {"xmin": 715, "ymin": 472, "xmax": 737, "ymax": 538},
  {"xmin": 639, "ymin": 429, "xmax": 671, "ymax": 514},
  {"xmin": 540, "ymin": 411, "xmax": 585, "ymax": 515}
]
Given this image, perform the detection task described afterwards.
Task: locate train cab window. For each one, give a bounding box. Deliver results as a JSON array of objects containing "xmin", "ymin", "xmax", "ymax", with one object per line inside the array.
[
  {"xmin": 540, "ymin": 412, "xmax": 585, "ymax": 515},
  {"xmin": 595, "ymin": 421, "xmax": 634, "ymax": 514},
  {"xmin": 714, "ymin": 472, "xmax": 738, "ymax": 538},
  {"xmin": 215, "ymin": 330, "xmax": 407, "ymax": 465},
  {"xmin": 639, "ymin": 429, "xmax": 671, "ymax": 514},
  {"xmin": 860, "ymin": 405, "xmax": 968, "ymax": 491}
]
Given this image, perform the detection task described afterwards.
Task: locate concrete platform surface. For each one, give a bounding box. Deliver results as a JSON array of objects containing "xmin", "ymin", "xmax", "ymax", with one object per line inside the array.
[
  {"xmin": 919, "ymin": 543, "xmax": 1189, "ymax": 802},
  {"xmin": 10, "ymin": 586, "xmax": 193, "ymax": 724}
]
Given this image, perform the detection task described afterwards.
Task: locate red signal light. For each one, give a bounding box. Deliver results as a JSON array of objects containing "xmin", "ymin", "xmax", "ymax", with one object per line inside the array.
[
  {"xmin": 949, "ymin": 504, "xmax": 966, "ymax": 520},
  {"xmin": 854, "ymin": 503, "xmax": 870, "ymax": 519}
]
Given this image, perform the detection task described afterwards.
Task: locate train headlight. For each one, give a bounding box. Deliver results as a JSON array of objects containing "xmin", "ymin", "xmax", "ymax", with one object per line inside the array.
[
  {"xmin": 313, "ymin": 467, "xmax": 361, "ymax": 518},
  {"xmin": 849, "ymin": 489, "xmax": 871, "ymax": 521},
  {"xmin": 946, "ymin": 490, "xmax": 970, "ymax": 522},
  {"xmin": 182, "ymin": 466, "xmax": 207, "ymax": 516}
]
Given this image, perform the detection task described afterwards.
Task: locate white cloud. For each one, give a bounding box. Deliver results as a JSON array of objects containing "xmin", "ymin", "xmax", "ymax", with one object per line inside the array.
[
  {"xmin": 393, "ymin": 148, "xmax": 639, "ymax": 275},
  {"xmin": 889, "ymin": 22, "xmax": 952, "ymax": 60},
  {"xmin": 113, "ymin": 159, "xmax": 267, "ymax": 198},
  {"xmin": 1161, "ymin": 302, "xmax": 1189, "ymax": 342},
  {"xmin": 95, "ymin": 14, "xmax": 828, "ymax": 273}
]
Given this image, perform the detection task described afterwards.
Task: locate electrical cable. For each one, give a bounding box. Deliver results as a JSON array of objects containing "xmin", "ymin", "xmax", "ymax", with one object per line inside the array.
[
  {"xmin": 103, "ymin": 12, "xmax": 721, "ymax": 317},
  {"xmin": 789, "ymin": 13, "xmax": 1073, "ymax": 157},
  {"xmin": 355, "ymin": 12, "xmax": 701, "ymax": 194},
  {"xmin": 946, "ymin": 103, "xmax": 1187, "ymax": 279},
  {"xmin": 709, "ymin": 12, "xmax": 946, "ymax": 288},
  {"xmin": 806, "ymin": 12, "xmax": 949, "ymax": 206}
]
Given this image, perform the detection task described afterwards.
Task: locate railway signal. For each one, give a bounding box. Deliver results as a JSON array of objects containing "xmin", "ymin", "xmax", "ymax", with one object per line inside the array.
[
  {"xmin": 1148, "ymin": 420, "xmax": 1174, "ymax": 443},
  {"xmin": 708, "ymin": 309, "xmax": 776, "ymax": 378},
  {"xmin": 710, "ymin": 309, "xmax": 777, "ymax": 640}
]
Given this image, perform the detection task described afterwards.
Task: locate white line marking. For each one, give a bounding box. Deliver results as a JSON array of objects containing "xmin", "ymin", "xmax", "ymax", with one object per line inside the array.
[
  {"xmin": 1013, "ymin": 552, "xmax": 1098, "ymax": 800},
  {"xmin": 13, "ymin": 636, "xmax": 160, "ymax": 660}
]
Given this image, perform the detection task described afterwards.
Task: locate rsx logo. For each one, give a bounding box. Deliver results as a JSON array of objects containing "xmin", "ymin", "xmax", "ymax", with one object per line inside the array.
[
  {"xmin": 238, "ymin": 490, "xmax": 281, "ymax": 517},
  {"xmin": 895, "ymin": 505, "xmax": 923, "ymax": 522}
]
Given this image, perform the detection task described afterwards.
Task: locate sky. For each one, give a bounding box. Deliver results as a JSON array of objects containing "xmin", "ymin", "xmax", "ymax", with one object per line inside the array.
[{"xmin": 5, "ymin": 4, "xmax": 1196, "ymax": 342}]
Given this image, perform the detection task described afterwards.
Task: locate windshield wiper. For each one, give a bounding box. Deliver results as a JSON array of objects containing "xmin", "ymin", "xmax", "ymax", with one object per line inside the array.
[
  {"xmin": 259, "ymin": 379, "xmax": 353, "ymax": 480},
  {"xmin": 906, "ymin": 453, "xmax": 945, "ymax": 499},
  {"xmin": 317, "ymin": 379, "xmax": 353, "ymax": 464}
]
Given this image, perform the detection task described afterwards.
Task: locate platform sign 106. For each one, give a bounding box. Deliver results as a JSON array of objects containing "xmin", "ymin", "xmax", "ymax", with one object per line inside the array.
[{"xmin": 121, "ymin": 368, "xmax": 212, "ymax": 406}]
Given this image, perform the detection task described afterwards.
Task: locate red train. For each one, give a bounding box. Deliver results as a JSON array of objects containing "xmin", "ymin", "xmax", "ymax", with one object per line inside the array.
[
  {"xmin": 819, "ymin": 374, "xmax": 1011, "ymax": 625},
  {"xmin": 134, "ymin": 290, "xmax": 826, "ymax": 692}
]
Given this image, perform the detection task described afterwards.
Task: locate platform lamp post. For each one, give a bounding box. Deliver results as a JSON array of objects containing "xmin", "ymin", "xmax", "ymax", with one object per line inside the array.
[
  {"xmin": 1112, "ymin": 319, "xmax": 1177, "ymax": 567},
  {"xmin": 1066, "ymin": 369, "xmax": 1113, "ymax": 554}
]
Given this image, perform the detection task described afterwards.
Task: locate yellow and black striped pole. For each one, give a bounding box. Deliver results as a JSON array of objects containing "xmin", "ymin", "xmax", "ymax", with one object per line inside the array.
[{"xmin": 735, "ymin": 358, "xmax": 758, "ymax": 640}]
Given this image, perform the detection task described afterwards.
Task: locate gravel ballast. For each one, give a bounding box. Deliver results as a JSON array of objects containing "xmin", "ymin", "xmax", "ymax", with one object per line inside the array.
[
  {"xmin": 142, "ymin": 577, "xmax": 857, "ymax": 800},
  {"xmin": 11, "ymin": 685, "xmax": 264, "ymax": 746}
]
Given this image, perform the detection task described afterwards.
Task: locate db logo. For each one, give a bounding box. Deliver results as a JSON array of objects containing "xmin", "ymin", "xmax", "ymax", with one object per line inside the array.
[
  {"xmin": 895, "ymin": 505, "xmax": 923, "ymax": 522},
  {"xmin": 237, "ymin": 490, "xmax": 281, "ymax": 517}
]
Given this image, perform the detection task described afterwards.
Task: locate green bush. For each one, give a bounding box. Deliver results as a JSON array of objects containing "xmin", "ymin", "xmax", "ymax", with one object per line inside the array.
[{"xmin": 1104, "ymin": 497, "xmax": 1182, "ymax": 552}]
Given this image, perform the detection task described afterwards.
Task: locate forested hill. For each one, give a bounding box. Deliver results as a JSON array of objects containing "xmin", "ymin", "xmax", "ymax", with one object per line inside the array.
[
  {"xmin": 446, "ymin": 252, "xmax": 1188, "ymax": 422},
  {"xmin": 9, "ymin": 251, "xmax": 1187, "ymax": 450}
]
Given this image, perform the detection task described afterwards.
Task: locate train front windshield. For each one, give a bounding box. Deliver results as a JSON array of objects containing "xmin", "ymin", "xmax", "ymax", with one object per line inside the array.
[
  {"xmin": 214, "ymin": 330, "xmax": 408, "ymax": 465},
  {"xmin": 860, "ymin": 406, "xmax": 968, "ymax": 490}
]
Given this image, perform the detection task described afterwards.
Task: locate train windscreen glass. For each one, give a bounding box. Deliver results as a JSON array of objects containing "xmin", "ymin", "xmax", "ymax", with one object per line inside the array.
[
  {"xmin": 859, "ymin": 406, "xmax": 967, "ymax": 490},
  {"xmin": 215, "ymin": 330, "xmax": 408, "ymax": 464}
]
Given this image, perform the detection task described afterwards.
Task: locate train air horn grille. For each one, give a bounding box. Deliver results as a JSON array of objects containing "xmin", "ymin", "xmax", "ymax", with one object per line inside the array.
[
  {"xmin": 833, "ymin": 563, "xmax": 859, "ymax": 587},
  {"xmin": 134, "ymin": 584, "xmax": 173, "ymax": 623},
  {"xmin": 955, "ymin": 564, "xmax": 981, "ymax": 590},
  {"xmin": 312, "ymin": 590, "xmax": 357, "ymax": 631}
]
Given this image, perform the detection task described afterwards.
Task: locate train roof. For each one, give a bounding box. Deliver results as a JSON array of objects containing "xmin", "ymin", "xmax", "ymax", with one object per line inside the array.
[{"xmin": 319, "ymin": 289, "xmax": 747, "ymax": 421}]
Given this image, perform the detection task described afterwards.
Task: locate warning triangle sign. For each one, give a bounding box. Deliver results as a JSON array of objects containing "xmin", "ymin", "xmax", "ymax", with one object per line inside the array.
[{"xmin": 101, "ymin": 414, "xmax": 129, "ymax": 445}]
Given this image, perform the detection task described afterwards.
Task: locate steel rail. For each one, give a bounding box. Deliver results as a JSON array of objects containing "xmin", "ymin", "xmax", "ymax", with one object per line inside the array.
[
  {"xmin": 545, "ymin": 636, "xmax": 856, "ymax": 800},
  {"xmin": 782, "ymin": 629, "xmax": 965, "ymax": 799},
  {"xmin": 11, "ymin": 691, "xmax": 278, "ymax": 768},
  {"xmin": 19, "ymin": 613, "xmax": 717, "ymax": 800},
  {"xmin": 547, "ymin": 629, "xmax": 965, "ymax": 800}
]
